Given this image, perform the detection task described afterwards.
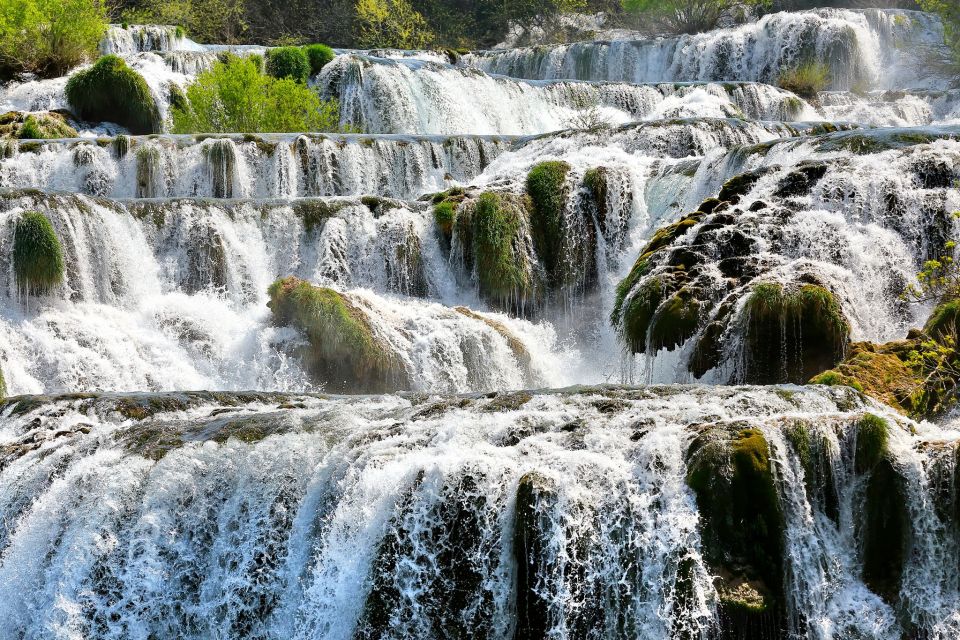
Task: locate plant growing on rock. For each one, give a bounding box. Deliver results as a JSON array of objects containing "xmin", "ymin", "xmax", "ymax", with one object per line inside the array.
[
  {"xmin": 66, "ymin": 55, "xmax": 161, "ymax": 134},
  {"xmin": 266, "ymin": 46, "xmax": 311, "ymax": 83},
  {"xmin": 304, "ymin": 44, "xmax": 336, "ymax": 75},
  {"xmin": 13, "ymin": 211, "xmax": 65, "ymax": 297},
  {"xmin": 776, "ymin": 62, "xmax": 831, "ymax": 98},
  {"xmin": 171, "ymin": 55, "xmax": 347, "ymax": 133},
  {"xmin": 0, "ymin": 0, "xmax": 107, "ymax": 79}
]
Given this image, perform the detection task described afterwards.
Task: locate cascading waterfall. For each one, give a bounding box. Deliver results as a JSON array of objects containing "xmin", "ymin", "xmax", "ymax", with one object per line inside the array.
[{"xmin": 3, "ymin": 4, "xmax": 960, "ymax": 638}]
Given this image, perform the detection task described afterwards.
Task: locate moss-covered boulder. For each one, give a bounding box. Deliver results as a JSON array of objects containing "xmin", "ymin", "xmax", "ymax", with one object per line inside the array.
[
  {"xmin": 0, "ymin": 363, "xmax": 6, "ymax": 400},
  {"xmin": 433, "ymin": 200, "xmax": 457, "ymax": 253},
  {"xmin": 513, "ymin": 472, "xmax": 556, "ymax": 640},
  {"xmin": 686, "ymin": 425, "xmax": 786, "ymax": 636},
  {"xmin": 65, "ymin": 55, "xmax": 161, "ymax": 134},
  {"xmin": 853, "ymin": 414, "xmax": 910, "ymax": 604},
  {"xmin": 741, "ymin": 282, "xmax": 849, "ymax": 384},
  {"xmin": 0, "ymin": 111, "xmax": 78, "ymax": 139},
  {"xmin": 924, "ymin": 300, "xmax": 960, "ymax": 340},
  {"xmin": 526, "ymin": 161, "xmax": 570, "ymax": 285},
  {"xmin": 267, "ymin": 277, "xmax": 408, "ymax": 393},
  {"xmin": 454, "ymin": 191, "xmax": 543, "ymax": 313},
  {"xmin": 13, "ymin": 211, "xmax": 65, "ymax": 297}
]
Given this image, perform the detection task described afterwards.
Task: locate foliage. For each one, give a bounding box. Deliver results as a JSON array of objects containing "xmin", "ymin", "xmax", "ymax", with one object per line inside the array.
[
  {"xmin": 904, "ymin": 232, "xmax": 960, "ymax": 303},
  {"xmin": 171, "ymin": 55, "xmax": 347, "ymax": 133},
  {"xmin": 0, "ymin": 112, "xmax": 78, "ymax": 139},
  {"xmin": 66, "ymin": 55, "xmax": 160, "ymax": 134},
  {"xmin": 304, "ymin": 44, "xmax": 336, "ymax": 75},
  {"xmin": 0, "ymin": 0, "xmax": 108, "ymax": 79},
  {"xmin": 918, "ymin": 0, "xmax": 960, "ymax": 68},
  {"xmin": 620, "ymin": 0, "xmax": 769, "ymax": 35},
  {"xmin": 121, "ymin": 0, "xmax": 246, "ymax": 43},
  {"xmin": 565, "ymin": 94, "xmax": 613, "ymax": 130},
  {"xmin": 355, "ymin": 0, "xmax": 435, "ymax": 49},
  {"xmin": 526, "ymin": 161, "xmax": 570, "ymax": 286},
  {"xmin": 266, "ymin": 46, "xmax": 310, "ymax": 83},
  {"xmin": 777, "ymin": 62, "xmax": 831, "ymax": 98},
  {"xmin": 13, "ymin": 211, "xmax": 65, "ymax": 297}
]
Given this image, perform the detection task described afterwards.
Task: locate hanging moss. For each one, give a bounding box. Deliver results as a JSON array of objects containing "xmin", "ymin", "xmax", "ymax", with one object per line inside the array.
[
  {"xmin": 468, "ymin": 192, "xmax": 539, "ymax": 310},
  {"xmin": 204, "ymin": 139, "xmax": 236, "ymax": 198},
  {"xmin": 583, "ymin": 166, "xmax": 610, "ymax": 233},
  {"xmin": 618, "ymin": 276, "xmax": 667, "ymax": 353},
  {"xmin": 648, "ymin": 288, "xmax": 704, "ymax": 352},
  {"xmin": 742, "ymin": 282, "xmax": 850, "ymax": 384},
  {"xmin": 265, "ymin": 47, "xmax": 310, "ymax": 83},
  {"xmin": 686, "ymin": 426, "xmax": 785, "ymax": 636},
  {"xmin": 267, "ymin": 277, "xmax": 408, "ymax": 393},
  {"xmin": 433, "ymin": 200, "xmax": 457, "ymax": 252},
  {"xmin": 13, "ymin": 211, "xmax": 65, "ymax": 296},
  {"xmin": 112, "ymin": 134, "xmax": 130, "ymax": 159},
  {"xmin": 0, "ymin": 363, "xmax": 6, "ymax": 400},
  {"xmin": 526, "ymin": 160, "xmax": 571, "ymax": 288},
  {"xmin": 65, "ymin": 55, "xmax": 161, "ymax": 135}
]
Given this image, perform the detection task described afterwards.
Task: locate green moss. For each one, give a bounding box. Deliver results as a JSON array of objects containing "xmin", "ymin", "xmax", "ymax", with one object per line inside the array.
[
  {"xmin": 686, "ymin": 426, "xmax": 785, "ymax": 631},
  {"xmin": 526, "ymin": 160, "xmax": 570, "ymax": 287},
  {"xmin": 0, "ymin": 363, "xmax": 6, "ymax": 400},
  {"xmin": 13, "ymin": 211, "xmax": 65, "ymax": 296},
  {"xmin": 718, "ymin": 168, "xmax": 769, "ymax": 204},
  {"xmin": 743, "ymin": 283, "xmax": 850, "ymax": 384},
  {"xmin": 810, "ymin": 370, "xmax": 865, "ymax": 393},
  {"xmin": 433, "ymin": 200, "xmax": 457, "ymax": 251},
  {"xmin": 925, "ymin": 299, "xmax": 960, "ymax": 339},
  {"xmin": 469, "ymin": 192, "xmax": 537, "ymax": 309},
  {"xmin": 266, "ymin": 46, "xmax": 310, "ymax": 83},
  {"xmin": 855, "ymin": 414, "xmax": 889, "ymax": 474},
  {"xmin": 777, "ymin": 62, "xmax": 831, "ymax": 99},
  {"xmin": 0, "ymin": 111, "xmax": 77, "ymax": 139},
  {"xmin": 618, "ymin": 276, "xmax": 667, "ymax": 353},
  {"xmin": 647, "ymin": 287, "xmax": 703, "ymax": 352},
  {"xmin": 303, "ymin": 44, "xmax": 335, "ymax": 75},
  {"xmin": 583, "ymin": 166, "xmax": 610, "ymax": 231},
  {"xmin": 293, "ymin": 199, "xmax": 341, "ymax": 233},
  {"xmin": 267, "ymin": 277, "xmax": 407, "ymax": 393},
  {"xmin": 65, "ymin": 55, "xmax": 160, "ymax": 135},
  {"xmin": 112, "ymin": 134, "xmax": 130, "ymax": 159}
]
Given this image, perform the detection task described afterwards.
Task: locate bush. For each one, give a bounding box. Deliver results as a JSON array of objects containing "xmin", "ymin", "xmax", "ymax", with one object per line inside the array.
[
  {"xmin": 620, "ymin": 0, "xmax": 766, "ymax": 35},
  {"xmin": 66, "ymin": 55, "xmax": 161, "ymax": 134},
  {"xmin": 355, "ymin": 0, "xmax": 435, "ymax": 49},
  {"xmin": 172, "ymin": 55, "xmax": 347, "ymax": 134},
  {"xmin": 266, "ymin": 46, "xmax": 310, "ymax": 84},
  {"xmin": 14, "ymin": 211, "xmax": 65, "ymax": 296},
  {"xmin": 0, "ymin": 0, "xmax": 107, "ymax": 79},
  {"xmin": 304, "ymin": 44, "xmax": 335, "ymax": 75},
  {"xmin": 777, "ymin": 62, "xmax": 831, "ymax": 98}
]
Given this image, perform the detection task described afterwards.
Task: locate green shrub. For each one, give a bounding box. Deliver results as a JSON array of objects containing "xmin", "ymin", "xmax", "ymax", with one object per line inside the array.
[
  {"xmin": 0, "ymin": 112, "xmax": 78, "ymax": 140},
  {"xmin": 777, "ymin": 62, "xmax": 831, "ymax": 99},
  {"xmin": 266, "ymin": 46, "xmax": 310, "ymax": 83},
  {"xmin": 0, "ymin": 0, "xmax": 108, "ymax": 79},
  {"xmin": 14, "ymin": 211, "xmax": 65, "ymax": 296},
  {"xmin": 66, "ymin": 55, "xmax": 160, "ymax": 134},
  {"xmin": 172, "ymin": 55, "xmax": 346, "ymax": 134},
  {"xmin": 304, "ymin": 44, "xmax": 335, "ymax": 75}
]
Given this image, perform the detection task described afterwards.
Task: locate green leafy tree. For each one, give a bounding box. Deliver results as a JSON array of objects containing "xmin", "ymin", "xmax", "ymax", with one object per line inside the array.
[
  {"xmin": 355, "ymin": 0, "xmax": 435, "ymax": 49},
  {"xmin": 621, "ymin": 0, "xmax": 769, "ymax": 34},
  {"xmin": 0, "ymin": 0, "xmax": 108, "ymax": 79},
  {"xmin": 122, "ymin": 0, "xmax": 246, "ymax": 43},
  {"xmin": 171, "ymin": 55, "xmax": 348, "ymax": 133}
]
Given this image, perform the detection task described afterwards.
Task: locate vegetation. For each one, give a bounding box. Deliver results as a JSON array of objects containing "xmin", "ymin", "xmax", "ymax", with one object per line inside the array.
[
  {"xmin": 13, "ymin": 211, "xmax": 65, "ymax": 297},
  {"xmin": 267, "ymin": 276, "xmax": 408, "ymax": 392},
  {"xmin": 66, "ymin": 55, "xmax": 160, "ymax": 135},
  {"xmin": 918, "ymin": 0, "xmax": 960, "ymax": 68},
  {"xmin": 468, "ymin": 192, "xmax": 537, "ymax": 309},
  {"xmin": 0, "ymin": 363, "xmax": 5, "ymax": 399},
  {"xmin": 620, "ymin": 0, "xmax": 769, "ymax": 35},
  {"xmin": 0, "ymin": 112, "xmax": 78, "ymax": 140},
  {"xmin": 777, "ymin": 61, "xmax": 831, "ymax": 98},
  {"xmin": 266, "ymin": 46, "xmax": 311, "ymax": 83},
  {"xmin": 355, "ymin": 0, "xmax": 435, "ymax": 49},
  {"xmin": 171, "ymin": 55, "xmax": 347, "ymax": 133},
  {"xmin": 0, "ymin": 0, "xmax": 108, "ymax": 79},
  {"xmin": 304, "ymin": 44, "xmax": 336, "ymax": 75},
  {"xmin": 120, "ymin": 0, "xmax": 246, "ymax": 43},
  {"xmin": 526, "ymin": 161, "xmax": 570, "ymax": 288}
]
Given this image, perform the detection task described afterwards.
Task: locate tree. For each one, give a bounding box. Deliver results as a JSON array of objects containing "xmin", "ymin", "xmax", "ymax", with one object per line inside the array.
[
  {"xmin": 0, "ymin": 0, "xmax": 108, "ymax": 78},
  {"xmin": 355, "ymin": 0, "xmax": 435, "ymax": 49},
  {"xmin": 620, "ymin": 0, "xmax": 769, "ymax": 35},
  {"xmin": 122, "ymin": 0, "xmax": 246, "ymax": 43}
]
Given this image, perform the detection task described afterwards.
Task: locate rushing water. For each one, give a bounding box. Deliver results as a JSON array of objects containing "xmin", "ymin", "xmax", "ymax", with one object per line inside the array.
[{"xmin": 2, "ymin": 5, "xmax": 960, "ymax": 639}]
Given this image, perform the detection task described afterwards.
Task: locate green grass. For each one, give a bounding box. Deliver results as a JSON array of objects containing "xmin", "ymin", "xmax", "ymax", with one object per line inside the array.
[
  {"xmin": 13, "ymin": 211, "xmax": 65, "ymax": 296},
  {"xmin": 777, "ymin": 62, "xmax": 831, "ymax": 99}
]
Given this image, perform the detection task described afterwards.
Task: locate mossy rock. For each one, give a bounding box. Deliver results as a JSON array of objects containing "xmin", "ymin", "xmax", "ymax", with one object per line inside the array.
[
  {"xmin": 65, "ymin": 55, "xmax": 161, "ymax": 135},
  {"xmin": 686, "ymin": 425, "xmax": 785, "ymax": 636},
  {"xmin": 454, "ymin": 306, "xmax": 532, "ymax": 381},
  {"xmin": 741, "ymin": 282, "xmax": 849, "ymax": 384},
  {"xmin": 0, "ymin": 112, "xmax": 78, "ymax": 140},
  {"xmin": 267, "ymin": 277, "xmax": 408, "ymax": 393},
  {"xmin": 433, "ymin": 200, "xmax": 457, "ymax": 252},
  {"xmin": 0, "ymin": 363, "xmax": 6, "ymax": 400},
  {"xmin": 773, "ymin": 162, "xmax": 828, "ymax": 199},
  {"xmin": 924, "ymin": 300, "xmax": 960, "ymax": 340},
  {"xmin": 717, "ymin": 168, "xmax": 771, "ymax": 204},
  {"xmin": 583, "ymin": 167, "xmax": 610, "ymax": 233},
  {"xmin": 13, "ymin": 211, "xmax": 65, "ymax": 296},
  {"xmin": 513, "ymin": 472, "xmax": 556, "ymax": 640},
  {"xmin": 648, "ymin": 287, "xmax": 704, "ymax": 352},
  {"xmin": 853, "ymin": 414, "xmax": 910, "ymax": 604},
  {"xmin": 526, "ymin": 160, "xmax": 571, "ymax": 288}
]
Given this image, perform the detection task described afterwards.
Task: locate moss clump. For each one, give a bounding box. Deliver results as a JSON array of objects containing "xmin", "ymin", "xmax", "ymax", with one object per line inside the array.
[
  {"xmin": 0, "ymin": 363, "xmax": 6, "ymax": 400},
  {"xmin": 583, "ymin": 166, "xmax": 610, "ymax": 232},
  {"xmin": 464, "ymin": 192, "xmax": 539, "ymax": 310},
  {"xmin": 526, "ymin": 160, "xmax": 571, "ymax": 288},
  {"xmin": 686, "ymin": 426, "xmax": 785, "ymax": 634},
  {"xmin": 742, "ymin": 282, "xmax": 850, "ymax": 384},
  {"xmin": 617, "ymin": 276, "xmax": 667, "ymax": 353},
  {"xmin": 265, "ymin": 46, "xmax": 310, "ymax": 83},
  {"xmin": 13, "ymin": 211, "xmax": 65, "ymax": 296},
  {"xmin": 112, "ymin": 134, "xmax": 130, "ymax": 159},
  {"xmin": 303, "ymin": 44, "xmax": 335, "ymax": 75},
  {"xmin": 924, "ymin": 300, "xmax": 960, "ymax": 339},
  {"xmin": 810, "ymin": 370, "xmax": 864, "ymax": 393},
  {"xmin": 433, "ymin": 200, "xmax": 457, "ymax": 251},
  {"xmin": 0, "ymin": 111, "xmax": 77, "ymax": 139},
  {"xmin": 66, "ymin": 55, "xmax": 160, "ymax": 134},
  {"xmin": 267, "ymin": 277, "xmax": 408, "ymax": 393},
  {"xmin": 852, "ymin": 414, "xmax": 909, "ymax": 604},
  {"xmin": 648, "ymin": 288, "xmax": 704, "ymax": 352},
  {"xmin": 777, "ymin": 62, "xmax": 831, "ymax": 99}
]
